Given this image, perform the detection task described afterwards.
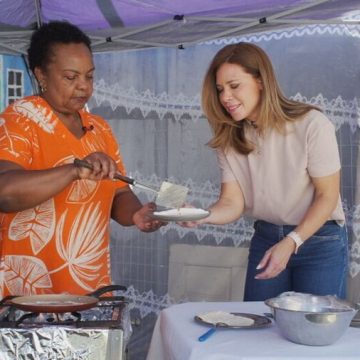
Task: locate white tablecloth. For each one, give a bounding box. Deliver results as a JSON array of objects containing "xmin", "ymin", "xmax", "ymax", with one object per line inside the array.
[{"xmin": 146, "ymin": 301, "xmax": 360, "ymax": 360}]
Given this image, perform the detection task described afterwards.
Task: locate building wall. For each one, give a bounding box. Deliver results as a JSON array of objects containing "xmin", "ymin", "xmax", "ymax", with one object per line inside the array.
[
  {"xmin": 0, "ymin": 54, "xmax": 33, "ymax": 112},
  {"xmin": 0, "ymin": 56, "xmax": 3, "ymax": 110}
]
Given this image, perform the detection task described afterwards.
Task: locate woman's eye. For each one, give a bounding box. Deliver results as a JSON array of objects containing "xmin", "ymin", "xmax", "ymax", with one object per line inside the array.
[
  {"xmin": 65, "ymin": 76, "xmax": 76, "ymax": 81},
  {"xmin": 230, "ymin": 84, "xmax": 239, "ymax": 89},
  {"xmin": 216, "ymin": 88, "xmax": 223, "ymax": 93}
]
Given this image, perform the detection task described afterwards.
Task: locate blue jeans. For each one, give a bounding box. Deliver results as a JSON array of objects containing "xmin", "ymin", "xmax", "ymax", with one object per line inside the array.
[{"xmin": 243, "ymin": 220, "xmax": 348, "ymax": 301}]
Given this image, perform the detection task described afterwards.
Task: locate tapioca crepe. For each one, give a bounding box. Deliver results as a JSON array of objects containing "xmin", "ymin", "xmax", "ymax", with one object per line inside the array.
[{"xmin": 198, "ymin": 311, "xmax": 254, "ymax": 326}]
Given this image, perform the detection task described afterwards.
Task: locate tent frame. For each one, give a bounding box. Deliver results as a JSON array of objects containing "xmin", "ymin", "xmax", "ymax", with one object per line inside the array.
[{"xmin": 0, "ymin": 0, "xmax": 359, "ymax": 55}]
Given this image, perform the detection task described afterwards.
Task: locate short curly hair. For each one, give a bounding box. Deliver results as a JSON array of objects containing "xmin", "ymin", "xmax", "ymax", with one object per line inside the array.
[{"xmin": 27, "ymin": 21, "xmax": 92, "ymax": 72}]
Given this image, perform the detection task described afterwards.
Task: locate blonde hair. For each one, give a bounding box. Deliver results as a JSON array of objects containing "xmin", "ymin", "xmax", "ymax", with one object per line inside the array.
[{"xmin": 202, "ymin": 42, "xmax": 319, "ymax": 154}]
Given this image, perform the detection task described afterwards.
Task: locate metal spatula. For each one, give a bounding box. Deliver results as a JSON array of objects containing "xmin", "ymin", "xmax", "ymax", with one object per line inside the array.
[{"xmin": 74, "ymin": 158, "xmax": 188, "ymax": 208}]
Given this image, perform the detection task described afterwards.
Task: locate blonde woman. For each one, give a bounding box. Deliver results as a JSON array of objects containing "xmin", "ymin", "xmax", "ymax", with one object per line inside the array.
[{"xmin": 184, "ymin": 42, "xmax": 347, "ymax": 301}]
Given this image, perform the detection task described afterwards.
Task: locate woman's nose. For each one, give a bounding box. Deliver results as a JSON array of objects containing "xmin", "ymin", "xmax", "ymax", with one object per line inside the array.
[
  {"xmin": 77, "ymin": 77, "xmax": 92, "ymax": 90},
  {"xmin": 221, "ymin": 88, "xmax": 232, "ymax": 102}
]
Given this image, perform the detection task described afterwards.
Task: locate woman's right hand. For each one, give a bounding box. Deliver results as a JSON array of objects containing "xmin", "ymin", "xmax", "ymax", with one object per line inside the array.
[
  {"xmin": 0, "ymin": 156, "xmax": 117, "ymax": 213},
  {"xmin": 254, "ymin": 237, "xmax": 295, "ymax": 279},
  {"xmin": 74, "ymin": 152, "xmax": 118, "ymax": 181}
]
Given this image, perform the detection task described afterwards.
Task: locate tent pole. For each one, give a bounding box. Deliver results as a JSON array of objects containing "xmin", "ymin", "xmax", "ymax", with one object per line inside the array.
[
  {"xmin": 93, "ymin": 0, "xmax": 339, "ymax": 51},
  {"xmin": 91, "ymin": 19, "xmax": 174, "ymax": 48},
  {"xmin": 271, "ymin": 19, "xmax": 360, "ymax": 25},
  {"xmin": 34, "ymin": 0, "xmax": 42, "ymax": 28},
  {"xmin": 0, "ymin": 42, "xmax": 27, "ymax": 55},
  {"xmin": 189, "ymin": 16, "xmax": 360, "ymax": 26},
  {"xmin": 108, "ymin": 19, "xmax": 174, "ymax": 40},
  {"xmin": 92, "ymin": 38, "xmax": 178, "ymax": 49}
]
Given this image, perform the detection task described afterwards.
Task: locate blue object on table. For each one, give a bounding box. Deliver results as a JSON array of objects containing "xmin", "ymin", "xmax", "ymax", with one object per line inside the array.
[{"xmin": 198, "ymin": 327, "xmax": 217, "ymax": 341}]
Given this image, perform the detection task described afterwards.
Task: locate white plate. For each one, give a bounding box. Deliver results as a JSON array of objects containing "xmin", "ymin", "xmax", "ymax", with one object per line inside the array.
[
  {"xmin": 195, "ymin": 312, "xmax": 272, "ymax": 329},
  {"xmin": 151, "ymin": 208, "xmax": 210, "ymax": 221}
]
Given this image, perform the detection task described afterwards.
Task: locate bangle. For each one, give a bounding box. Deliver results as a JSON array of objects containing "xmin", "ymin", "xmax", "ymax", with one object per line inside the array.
[{"xmin": 287, "ymin": 231, "xmax": 303, "ymax": 254}]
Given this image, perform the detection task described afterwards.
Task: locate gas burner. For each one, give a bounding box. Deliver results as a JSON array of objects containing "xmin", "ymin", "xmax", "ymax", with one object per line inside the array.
[
  {"xmin": 0, "ymin": 285, "xmax": 127, "ymax": 329},
  {"xmin": 0, "ymin": 285, "xmax": 130, "ymax": 360},
  {"xmin": 14, "ymin": 311, "xmax": 82, "ymax": 327}
]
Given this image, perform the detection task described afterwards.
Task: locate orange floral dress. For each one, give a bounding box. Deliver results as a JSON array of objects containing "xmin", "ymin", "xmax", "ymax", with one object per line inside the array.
[{"xmin": 0, "ymin": 96, "xmax": 127, "ymax": 296}]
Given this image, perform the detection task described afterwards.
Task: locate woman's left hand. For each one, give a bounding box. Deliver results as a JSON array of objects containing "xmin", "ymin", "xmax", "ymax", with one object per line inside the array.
[
  {"xmin": 254, "ymin": 237, "xmax": 296, "ymax": 279},
  {"xmin": 132, "ymin": 202, "xmax": 166, "ymax": 232}
]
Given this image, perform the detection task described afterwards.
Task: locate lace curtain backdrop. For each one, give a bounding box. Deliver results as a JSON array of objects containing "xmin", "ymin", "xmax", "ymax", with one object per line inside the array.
[{"xmin": 86, "ymin": 24, "xmax": 360, "ymax": 358}]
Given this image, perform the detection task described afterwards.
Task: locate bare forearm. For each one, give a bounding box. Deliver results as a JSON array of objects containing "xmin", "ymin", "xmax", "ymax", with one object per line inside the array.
[
  {"xmin": 203, "ymin": 181, "xmax": 244, "ymax": 225},
  {"xmin": 205, "ymin": 198, "xmax": 243, "ymax": 225},
  {"xmin": 111, "ymin": 188, "xmax": 143, "ymax": 226},
  {"xmin": 291, "ymin": 172, "xmax": 341, "ymax": 242},
  {"xmin": 0, "ymin": 164, "xmax": 78, "ymax": 212},
  {"xmin": 294, "ymin": 193, "xmax": 339, "ymax": 241}
]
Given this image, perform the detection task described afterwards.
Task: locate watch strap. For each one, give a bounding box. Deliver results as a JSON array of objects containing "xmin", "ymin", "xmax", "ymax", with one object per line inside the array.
[{"xmin": 287, "ymin": 231, "xmax": 303, "ymax": 254}]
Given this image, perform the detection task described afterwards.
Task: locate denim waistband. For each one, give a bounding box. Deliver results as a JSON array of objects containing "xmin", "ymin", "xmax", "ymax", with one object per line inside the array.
[
  {"xmin": 254, "ymin": 220, "xmax": 341, "ymax": 240},
  {"xmin": 255, "ymin": 220, "xmax": 338, "ymax": 228},
  {"xmin": 323, "ymin": 220, "xmax": 338, "ymax": 225}
]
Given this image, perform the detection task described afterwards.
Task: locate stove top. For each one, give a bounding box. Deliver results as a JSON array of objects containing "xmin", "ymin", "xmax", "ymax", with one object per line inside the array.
[
  {"xmin": 0, "ymin": 286, "xmax": 130, "ymax": 360},
  {"xmin": 0, "ymin": 297, "xmax": 126, "ymax": 329},
  {"xmin": 0, "ymin": 285, "xmax": 128, "ymax": 329}
]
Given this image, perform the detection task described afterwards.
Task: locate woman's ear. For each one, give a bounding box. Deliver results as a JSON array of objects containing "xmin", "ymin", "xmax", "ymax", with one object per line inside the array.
[
  {"xmin": 33, "ymin": 67, "xmax": 43, "ymax": 83},
  {"xmin": 34, "ymin": 67, "xmax": 47, "ymax": 93},
  {"xmin": 257, "ymin": 78, "xmax": 263, "ymax": 90}
]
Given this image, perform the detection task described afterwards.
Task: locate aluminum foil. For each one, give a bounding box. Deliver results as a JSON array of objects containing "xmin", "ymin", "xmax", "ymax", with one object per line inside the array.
[
  {"xmin": 121, "ymin": 302, "xmax": 132, "ymax": 345},
  {"xmin": 0, "ymin": 327, "xmax": 124, "ymax": 360},
  {"xmin": 0, "ymin": 301, "xmax": 132, "ymax": 360}
]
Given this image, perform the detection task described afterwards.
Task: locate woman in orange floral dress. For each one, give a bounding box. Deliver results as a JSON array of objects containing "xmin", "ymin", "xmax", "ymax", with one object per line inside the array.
[{"xmin": 0, "ymin": 21, "xmax": 164, "ymax": 297}]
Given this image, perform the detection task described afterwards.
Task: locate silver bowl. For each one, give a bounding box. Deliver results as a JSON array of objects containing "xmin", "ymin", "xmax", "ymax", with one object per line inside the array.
[{"xmin": 265, "ymin": 292, "xmax": 357, "ymax": 346}]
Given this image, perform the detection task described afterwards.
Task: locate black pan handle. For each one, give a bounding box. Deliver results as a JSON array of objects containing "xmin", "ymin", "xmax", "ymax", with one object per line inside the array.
[
  {"xmin": 87, "ymin": 284, "xmax": 127, "ymax": 298},
  {"xmin": 73, "ymin": 158, "xmax": 135, "ymax": 185},
  {"xmin": 0, "ymin": 295, "xmax": 17, "ymax": 306}
]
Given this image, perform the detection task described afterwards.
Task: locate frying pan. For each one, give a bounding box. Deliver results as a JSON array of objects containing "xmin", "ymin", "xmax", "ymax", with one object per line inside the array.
[
  {"xmin": 8, "ymin": 284, "xmax": 127, "ymax": 313},
  {"xmin": 10, "ymin": 294, "xmax": 98, "ymax": 313}
]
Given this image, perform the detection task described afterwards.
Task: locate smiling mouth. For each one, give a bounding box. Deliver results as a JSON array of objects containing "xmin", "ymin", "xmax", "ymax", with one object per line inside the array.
[{"xmin": 227, "ymin": 104, "xmax": 240, "ymax": 113}]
